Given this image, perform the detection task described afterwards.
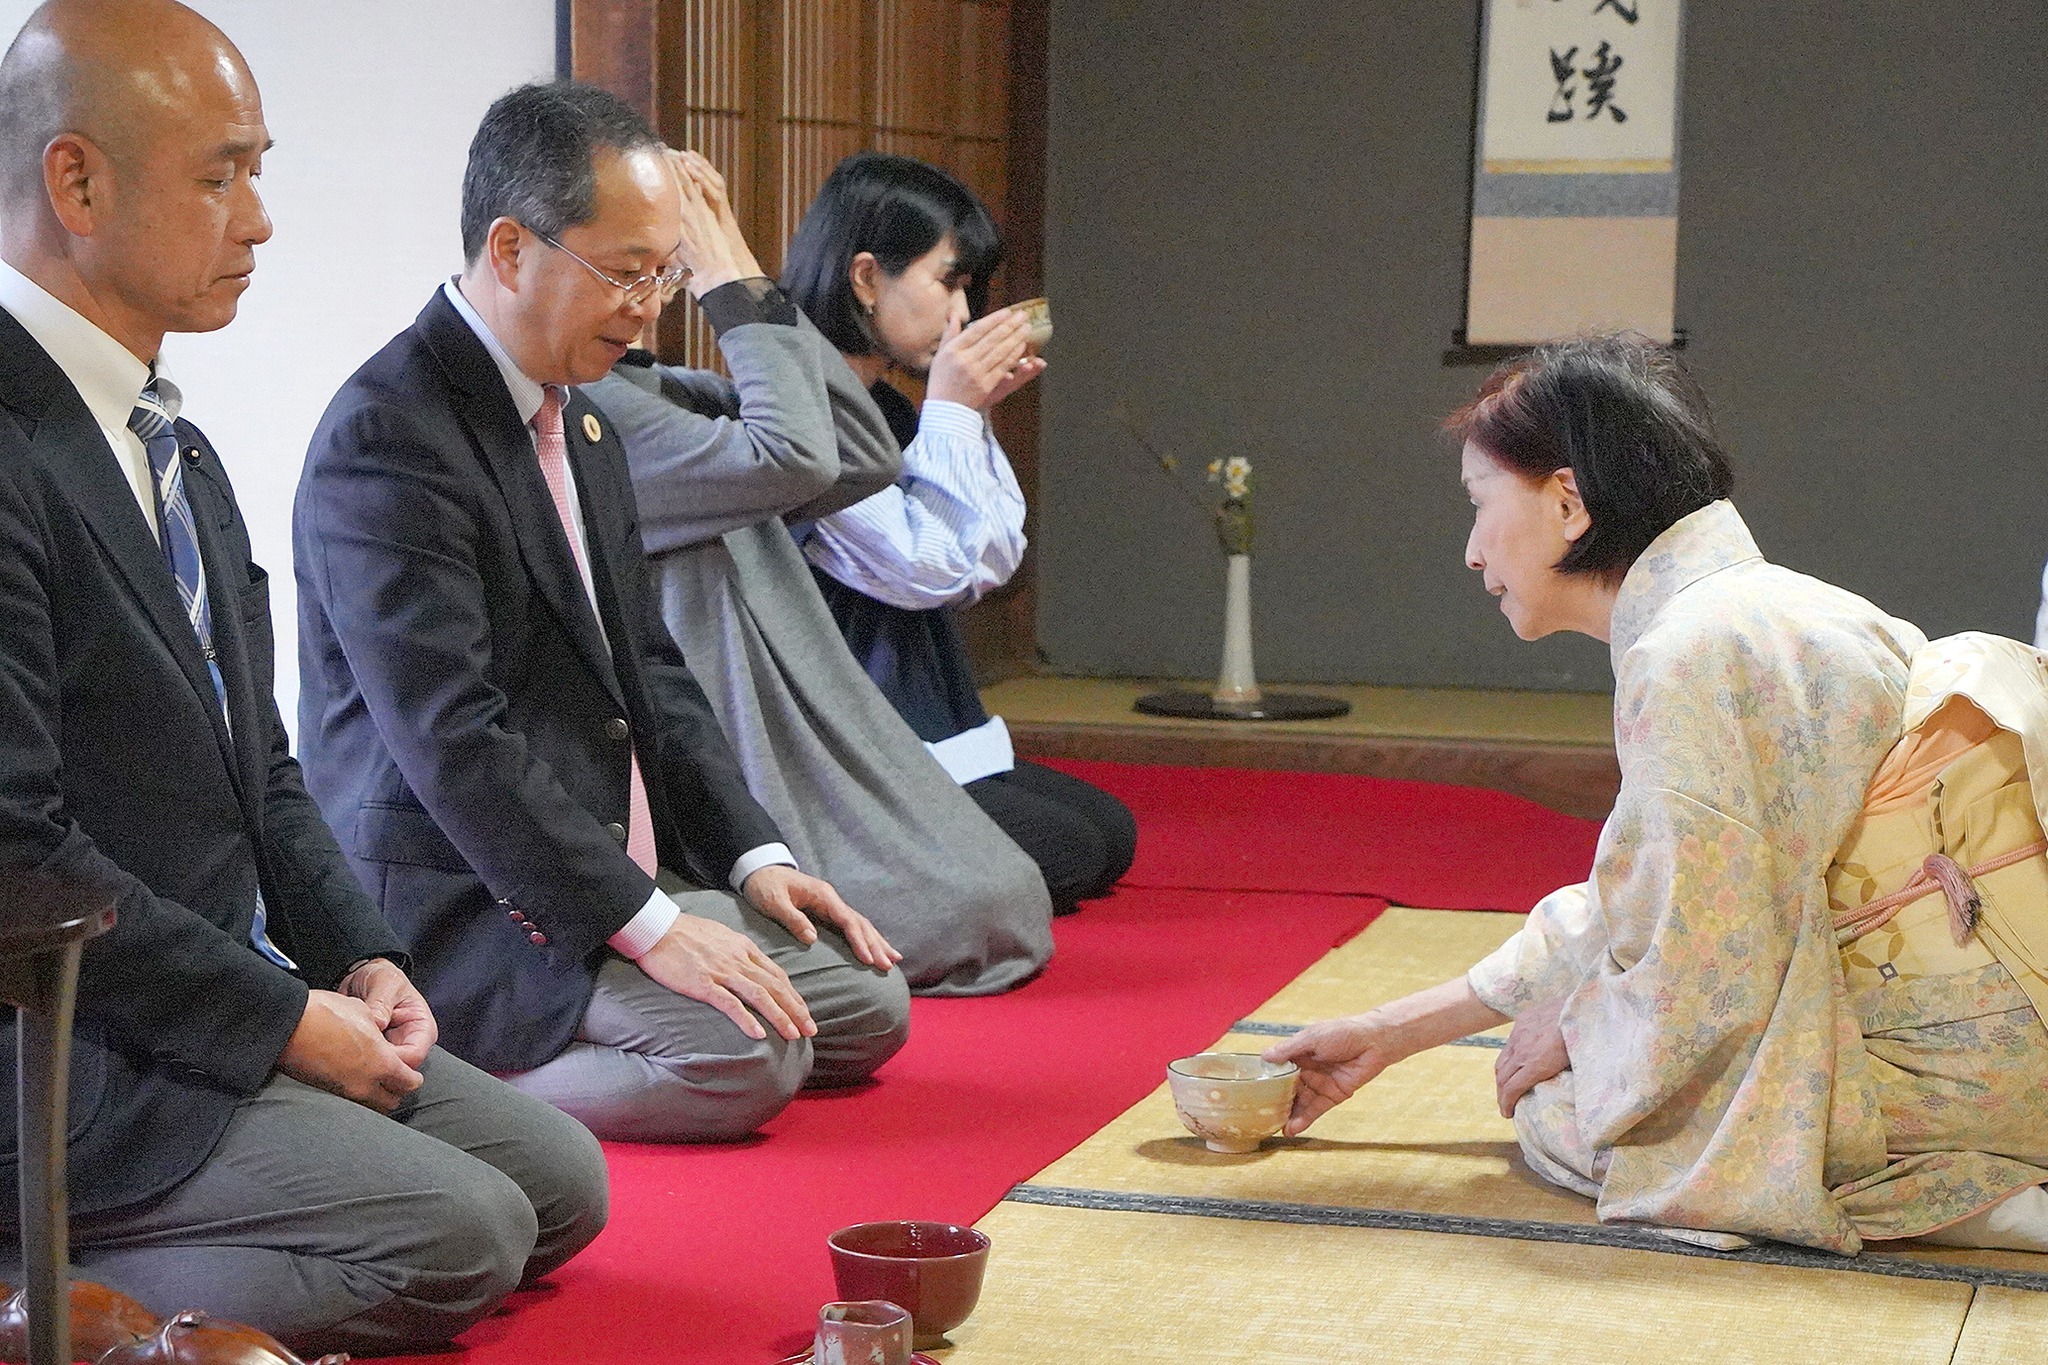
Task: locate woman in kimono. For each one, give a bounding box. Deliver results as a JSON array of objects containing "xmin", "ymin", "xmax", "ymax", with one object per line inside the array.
[
  {"xmin": 779, "ymin": 151, "xmax": 1137, "ymax": 916},
  {"xmin": 1267, "ymin": 333, "xmax": 2048, "ymax": 1254},
  {"xmin": 588, "ymin": 150, "xmax": 1054, "ymax": 996}
]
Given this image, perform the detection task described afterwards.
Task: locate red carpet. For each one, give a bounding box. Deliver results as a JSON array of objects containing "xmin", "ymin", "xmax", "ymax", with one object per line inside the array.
[
  {"xmin": 384, "ymin": 885, "xmax": 1382, "ymax": 1365},
  {"xmin": 1038, "ymin": 758, "xmax": 1603, "ymax": 911},
  {"xmin": 378, "ymin": 760, "xmax": 1602, "ymax": 1363}
]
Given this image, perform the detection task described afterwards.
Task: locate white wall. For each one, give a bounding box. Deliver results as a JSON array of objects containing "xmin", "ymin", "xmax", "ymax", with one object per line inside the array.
[{"xmin": 0, "ymin": 0, "xmax": 557, "ymax": 734}]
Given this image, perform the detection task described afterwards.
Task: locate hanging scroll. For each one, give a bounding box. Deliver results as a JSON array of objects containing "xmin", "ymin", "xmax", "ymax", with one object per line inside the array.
[{"xmin": 1464, "ymin": 0, "xmax": 1685, "ymax": 345}]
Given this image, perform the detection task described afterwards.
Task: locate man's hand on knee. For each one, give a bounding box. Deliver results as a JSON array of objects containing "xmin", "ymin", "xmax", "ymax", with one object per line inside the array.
[
  {"xmin": 740, "ymin": 866, "xmax": 902, "ymax": 971},
  {"xmin": 280, "ymin": 991, "xmax": 427, "ymax": 1113},
  {"xmin": 637, "ymin": 914, "xmax": 817, "ymax": 1042},
  {"xmin": 337, "ymin": 958, "xmax": 440, "ymax": 1069}
]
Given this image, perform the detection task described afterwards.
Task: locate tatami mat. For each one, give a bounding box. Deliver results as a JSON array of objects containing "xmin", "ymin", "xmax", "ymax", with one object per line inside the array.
[
  {"xmin": 932, "ymin": 1202, "xmax": 1976, "ymax": 1364},
  {"xmin": 1951, "ymin": 1287, "xmax": 2048, "ymax": 1365},
  {"xmin": 1025, "ymin": 1027, "xmax": 1583, "ymax": 1227},
  {"xmin": 1239, "ymin": 906, "xmax": 1524, "ymax": 1030},
  {"xmin": 947, "ymin": 906, "xmax": 2048, "ymax": 1361}
]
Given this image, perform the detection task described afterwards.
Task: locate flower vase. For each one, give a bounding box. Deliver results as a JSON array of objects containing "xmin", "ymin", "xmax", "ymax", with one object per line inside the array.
[
  {"xmin": 1212, "ymin": 553, "xmax": 1260, "ymax": 705},
  {"xmin": 1128, "ymin": 455, "xmax": 1350, "ymax": 723}
]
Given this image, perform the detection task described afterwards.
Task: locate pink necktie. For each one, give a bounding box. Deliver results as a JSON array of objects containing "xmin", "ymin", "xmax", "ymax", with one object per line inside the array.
[{"xmin": 533, "ymin": 386, "xmax": 658, "ymax": 877}]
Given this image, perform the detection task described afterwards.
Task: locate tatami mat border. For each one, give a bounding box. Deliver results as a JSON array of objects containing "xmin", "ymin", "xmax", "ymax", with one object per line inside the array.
[
  {"xmin": 1227, "ymin": 1020, "xmax": 1506, "ymax": 1050},
  {"xmin": 1002, "ymin": 1185, "xmax": 2048, "ymax": 1294}
]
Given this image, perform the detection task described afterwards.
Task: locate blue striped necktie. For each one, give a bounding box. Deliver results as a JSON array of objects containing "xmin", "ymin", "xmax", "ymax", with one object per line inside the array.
[{"xmin": 128, "ymin": 380, "xmax": 297, "ymax": 972}]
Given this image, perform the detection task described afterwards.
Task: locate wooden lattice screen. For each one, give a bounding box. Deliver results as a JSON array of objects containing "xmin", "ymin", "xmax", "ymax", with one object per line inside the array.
[
  {"xmin": 571, "ymin": 0, "xmax": 1015, "ymax": 371},
  {"xmin": 568, "ymin": 0, "xmax": 1044, "ymax": 677}
]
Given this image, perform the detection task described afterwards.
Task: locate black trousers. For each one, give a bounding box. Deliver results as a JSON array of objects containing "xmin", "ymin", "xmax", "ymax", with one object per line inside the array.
[{"xmin": 966, "ymin": 760, "xmax": 1138, "ymax": 914}]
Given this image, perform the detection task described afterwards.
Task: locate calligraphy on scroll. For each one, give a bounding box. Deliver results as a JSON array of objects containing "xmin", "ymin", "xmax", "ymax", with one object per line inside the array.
[{"xmin": 1480, "ymin": 0, "xmax": 1680, "ymax": 173}]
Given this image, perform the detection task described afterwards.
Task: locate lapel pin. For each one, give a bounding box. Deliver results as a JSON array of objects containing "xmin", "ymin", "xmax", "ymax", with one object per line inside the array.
[{"xmin": 582, "ymin": 413, "xmax": 602, "ymax": 443}]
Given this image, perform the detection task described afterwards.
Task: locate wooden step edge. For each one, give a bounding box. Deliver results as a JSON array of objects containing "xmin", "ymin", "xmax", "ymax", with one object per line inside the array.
[{"xmin": 1007, "ymin": 720, "xmax": 1620, "ymax": 822}]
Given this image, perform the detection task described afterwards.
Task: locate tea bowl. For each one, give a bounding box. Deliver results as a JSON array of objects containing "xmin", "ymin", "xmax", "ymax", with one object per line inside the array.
[
  {"xmin": 1011, "ymin": 296, "xmax": 1052, "ymax": 348},
  {"xmin": 1166, "ymin": 1052, "xmax": 1299, "ymax": 1153},
  {"xmin": 827, "ymin": 1221, "xmax": 990, "ymax": 1350}
]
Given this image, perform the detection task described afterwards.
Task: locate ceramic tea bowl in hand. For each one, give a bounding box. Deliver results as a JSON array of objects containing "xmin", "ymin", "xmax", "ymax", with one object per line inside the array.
[
  {"xmin": 1167, "ymin": 1052, "xmax": 1299, "ymax": 1153},
  {"xmin": 1010, "ymin": 296, "xmax": 1052, "ymax": 349},
  {"xmin": 828, "ymin": 1221, "xmax": 990, "ymax": 1350}
]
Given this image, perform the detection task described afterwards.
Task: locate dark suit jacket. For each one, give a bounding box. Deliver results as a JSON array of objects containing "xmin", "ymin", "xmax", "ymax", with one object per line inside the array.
[
  {"xmin": 0, "ymin": 306, "xmax": 404, "ymax": 1218},
  {"xmin": 294, "ymin": 291, "xmax": 783, "ymax": 1072}
]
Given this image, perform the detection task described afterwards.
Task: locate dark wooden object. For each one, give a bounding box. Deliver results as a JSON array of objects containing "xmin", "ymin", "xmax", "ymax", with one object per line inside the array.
[
  {"xmin": 93, "ymin": 1311, "xmax": 347, "ymax": 1365},
  {"xmin": 0, "ymin": 1282, "xmax": 350, "ymax": 1365},
  {"xmin": 0, "ymin": 1279, "xmax": 157, "ymax": 1362},
  {"xmin": 1132, "ymin": 690, "xmax": 1353, "ymax": 722},
  {"xmin": 0, "ymin": 872, "xmax": 115, "ymax": 1365}
]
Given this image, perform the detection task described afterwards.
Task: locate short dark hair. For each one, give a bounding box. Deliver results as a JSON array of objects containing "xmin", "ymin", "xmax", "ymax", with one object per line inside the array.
[
  {"xmin": 1444, "ymin": 333, "xmax": 1733, "ymax": 582},
  {"xmin": 780, "ymin": 152, "xmax": 1003, "ymax": 354},
  {"xmin": 460, "ymin": 81, "xmax": 663, "ymax": 264}
]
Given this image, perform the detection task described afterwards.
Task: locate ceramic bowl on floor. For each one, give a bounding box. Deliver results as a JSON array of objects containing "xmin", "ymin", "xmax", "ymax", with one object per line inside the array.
[
  {"xmin": 827, "ymin": 1221, "xmax": 990, "ymax": 1350},
  {"xmin": 1166, "ymin": 1052, "xmax": 1298, "ymax": 1153}
]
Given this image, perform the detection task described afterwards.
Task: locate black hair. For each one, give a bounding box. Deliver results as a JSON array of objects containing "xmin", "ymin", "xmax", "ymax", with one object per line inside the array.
[
  {"xmin": 779, "ymin": 151, "xmax": 1003, "ymax": 354},
  {"xmin": 1445, "ymin": 333, "xmax": 1733, "ymax": 583},
  {"xmin": 460, "ymin": 81, "xmax": 663, "ymax": 264}
]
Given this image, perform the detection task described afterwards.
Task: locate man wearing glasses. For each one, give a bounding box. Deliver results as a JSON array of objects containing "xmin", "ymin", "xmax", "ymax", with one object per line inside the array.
[{"xmin": 294, "ymin": 81, "xmax": 909, "ymax": 1142}]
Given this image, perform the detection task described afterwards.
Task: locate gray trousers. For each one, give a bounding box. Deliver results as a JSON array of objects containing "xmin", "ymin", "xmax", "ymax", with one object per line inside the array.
[
  {"xmin": 45, "ymin": 1047, "xmax": 607, "ymax": 1357},
  {"xmin": 503, "ymin": 875, "xmax": 910, "ymax": 1141}
]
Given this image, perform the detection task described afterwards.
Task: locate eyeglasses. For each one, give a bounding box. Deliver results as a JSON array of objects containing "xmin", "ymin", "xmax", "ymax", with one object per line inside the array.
[{"xmin": 534, "ymin": 230, "xmax": 691, "ymax": 306}]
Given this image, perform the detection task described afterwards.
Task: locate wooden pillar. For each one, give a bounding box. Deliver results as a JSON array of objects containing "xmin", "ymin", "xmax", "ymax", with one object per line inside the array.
[
  {"xmin": 956, "ymin": 0, "xmax": 1044, "ymax": 682},
  {"xmin": 566, "ymin": 0, "xmax": 659, "ymax": 118}
]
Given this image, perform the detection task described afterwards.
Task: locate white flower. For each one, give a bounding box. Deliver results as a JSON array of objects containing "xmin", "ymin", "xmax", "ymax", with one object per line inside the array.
[{"xmin": 1205, "ymin": 459, "xmax": 1222, "ymax": 481}]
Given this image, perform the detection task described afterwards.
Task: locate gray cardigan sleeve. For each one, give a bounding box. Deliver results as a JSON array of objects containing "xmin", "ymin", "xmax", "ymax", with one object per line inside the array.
[
  {"xmin": 590, "ymin": 315, "xmax": 834, "ymax": 553},
  {"xmin": 794, "ymin": 339, "xmax": 904, "ymax": 522},
  {"xmin": 591, "ymin": 312, "xmax": 906, "ymax": 551}
]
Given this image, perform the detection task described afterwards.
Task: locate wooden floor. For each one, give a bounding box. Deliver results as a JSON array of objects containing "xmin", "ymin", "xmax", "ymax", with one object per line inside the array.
[{"xmin": 984, "ymin": 676, "xmax": 1620, "ymax": 820}]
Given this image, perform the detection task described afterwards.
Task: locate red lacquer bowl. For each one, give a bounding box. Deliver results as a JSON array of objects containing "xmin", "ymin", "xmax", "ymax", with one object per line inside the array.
[{"xmin": 826, "ymin": 1221, "xmax": 990, "ymax": 1349}]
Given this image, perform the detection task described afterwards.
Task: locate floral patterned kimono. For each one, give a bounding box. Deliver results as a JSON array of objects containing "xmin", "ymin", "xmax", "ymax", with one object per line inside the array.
[{"xmin": 1470, "ymin": 499, "xmax": 2048, "ymax": 1252}]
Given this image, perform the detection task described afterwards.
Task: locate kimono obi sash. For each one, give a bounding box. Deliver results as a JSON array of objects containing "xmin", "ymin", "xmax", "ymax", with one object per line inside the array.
[{"xmin": 1828, "ymin": 694, "xmax": 2048, "ymax": 1028}]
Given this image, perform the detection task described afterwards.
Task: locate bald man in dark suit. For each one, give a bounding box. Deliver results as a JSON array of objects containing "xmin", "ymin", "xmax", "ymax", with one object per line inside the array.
[{"xmin": 0, "ymin": 1, "xmax": 604, "ymax": 1353}]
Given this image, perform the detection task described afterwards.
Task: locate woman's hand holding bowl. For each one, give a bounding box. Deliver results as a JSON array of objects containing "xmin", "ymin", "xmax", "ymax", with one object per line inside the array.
[
  {"xmin": 1261, "ymin": 977, "xmax": 1510, "ymax": 1136},
  {"xmin": 926, "ymin": 308, "xmax": 1043, "ymax": 413}
]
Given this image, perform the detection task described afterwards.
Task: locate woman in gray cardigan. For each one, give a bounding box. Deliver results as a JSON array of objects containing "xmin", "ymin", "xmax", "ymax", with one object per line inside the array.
[{"xmin": 586, "ymin": 152, "xmax": 1052, "ymax": 996}]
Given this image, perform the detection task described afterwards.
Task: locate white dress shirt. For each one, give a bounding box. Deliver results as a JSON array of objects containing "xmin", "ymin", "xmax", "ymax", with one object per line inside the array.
[
  {"xmin": 443, "ymin": 282, "xmax": 793, "ymax": 957},
  {"xmin": 0, "ymin": 258, "xmax": 176, "ymax": 533},
  {"xmin": 801, "ymin": 395, "xmax": 1023, "ymax": 784},
  {"xmin": 802, "ymin": 398, "xmax": 1026, "ymax": 609}
]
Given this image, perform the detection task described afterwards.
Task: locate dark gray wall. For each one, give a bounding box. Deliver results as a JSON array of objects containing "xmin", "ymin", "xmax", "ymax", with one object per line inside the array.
[{"xmin": 1035, "ymin": 2, "xmax": 2048, "ymax": 692}]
